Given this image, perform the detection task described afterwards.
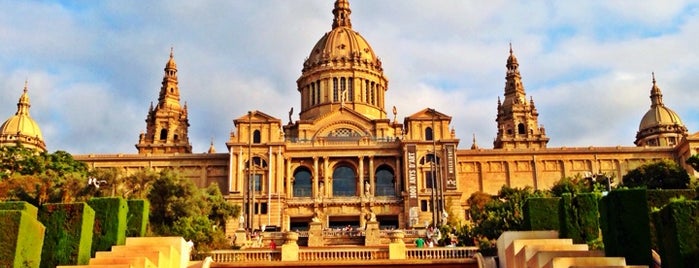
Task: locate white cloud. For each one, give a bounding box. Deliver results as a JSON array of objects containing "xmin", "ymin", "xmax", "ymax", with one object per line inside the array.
[{"xmin": 0, "ymin": 0, "xmax": 697, "ymax": 153}]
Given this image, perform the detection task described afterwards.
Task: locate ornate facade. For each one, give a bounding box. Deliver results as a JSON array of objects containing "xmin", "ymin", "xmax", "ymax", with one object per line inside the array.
[{"xmin": 4, "ymin": 0, "xmax": 699, "ymax": 235}]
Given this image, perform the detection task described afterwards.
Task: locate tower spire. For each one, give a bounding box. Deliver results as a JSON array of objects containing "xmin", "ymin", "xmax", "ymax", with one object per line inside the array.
[
  {"xmin": 136, "ymin": 49, "xmax": 192, "ymax": 154},
  {"xmin": 332, "ymin": 0, "xmax": 352, "ymax": 29},
  {"xmin": 495, "ymin": 44, "xmax": 549, "ymax": 149},
  {"xmin": 16, "ymin": 80, "xmax": 30, "ymax": 116},
  {"xmin": 650, "ymin": 72, "xmax": 663, "ymax": 108}
]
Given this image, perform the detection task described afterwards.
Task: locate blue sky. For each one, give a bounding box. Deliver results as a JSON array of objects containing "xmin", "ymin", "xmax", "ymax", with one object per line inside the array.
[{"xmin": 1, "ymin": 0, "xmax": 698, "ymax": 154}]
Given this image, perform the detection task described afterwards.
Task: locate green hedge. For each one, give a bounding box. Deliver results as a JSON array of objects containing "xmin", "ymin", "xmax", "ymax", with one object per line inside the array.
[
  {"xmin": 0, "ymin": 201, "xmax": 39, "ymax": 218},
  {"xmin": 559, "ymin": 194, "xmax": 580, "ymax": 243},
  {"xmin": 39, "ymin": 203, "xmax": 95, "ymax": 268},
  {"xmin": 575, "ymin": 193, "xmax": 600, "ymax": 244},
  {"xmin": 87, "ymin": 197, "xmax": 128, "ymax": 256},
  {"xmin": 523, "ymin": 197, "xmax": 560, "ymax": 231},
  {"xmin": 126, "ymin": 199, "xmax": 149, "ymax": 237},
  {"xmin": 0, "ymin": 210, "xmax": 45, "ymax": 268},
  {"xmin": 653, "ymin": 200, "xmax": 699, "ymax": 268},
  {"xmin": 599, "ymin": 189, "xmax": 652, "ymax": 266},
  {"xmin": 647, "ymin": 189, "xmax": 697, "ymax": 250}
]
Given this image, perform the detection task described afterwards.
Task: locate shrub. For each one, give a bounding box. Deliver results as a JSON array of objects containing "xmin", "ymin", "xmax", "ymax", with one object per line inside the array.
[
  {"xmin": 126, "ymin": 199, "xmax": 149, "ymax": 237},
  {"xmin": 87, "ymin": 197, "xmax": 127, "ymax": 256},
  {"xmin": 39, "ymin": 202, "xmax": 95, "ymax": 268},
  {"xmin": 523, "ymin": 197, "xmax": 560, "ymax": 231},
  {"xmin": 599, "ymin": 189, "xmax": 652, "ymax": 266}
]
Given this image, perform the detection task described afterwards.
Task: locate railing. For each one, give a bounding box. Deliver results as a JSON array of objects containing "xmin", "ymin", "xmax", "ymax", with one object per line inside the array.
[
  {"xmin": 406, "ymin": 247, "xmax": 479, "ymax": 260},
  {"xmin": 208, "ymin": 246, "xmax": 479, "ymax": 263},
  {"xmin": 298, "ymin": 247, "xmax": 389, "ymax": 261},
  {"xmin": 323, "ymin": 229, "xmax": 364, "ymax": 237},
  {"xmin": 210, "ymin": 249, "xmax": 281, "ymax": 262}
]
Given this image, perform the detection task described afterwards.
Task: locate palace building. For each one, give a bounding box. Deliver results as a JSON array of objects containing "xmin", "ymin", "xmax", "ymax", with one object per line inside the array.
[{"xmin": 2, "ymin": 0, "xmax": 698, "ymax": 235}]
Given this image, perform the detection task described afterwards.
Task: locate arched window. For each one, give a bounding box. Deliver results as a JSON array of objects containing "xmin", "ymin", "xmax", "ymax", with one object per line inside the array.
[
  {"xmin": 518, "ymin": 123, "xmax": 526, "ymax": 134},
  {"xmin": 159, "ymin": 129, "xmax": 168, "ymax": 140},
  {"xmin": 425, "ymin": 127, "xmax": 433, "ymax": 141},
  {"xmin": 332, "ymin": 166, "xmax": 356, "ymax": 196},
  {"xmin": 293, "ymin": 168, "xmax": 312, "ymax": 197},
  {"xmin": 375, "ymin": 165, "xmax": 395, "ymax": 196},
  {"xmin": 253, "ymin": 130, "xmax": 261, "ymax": 144}
]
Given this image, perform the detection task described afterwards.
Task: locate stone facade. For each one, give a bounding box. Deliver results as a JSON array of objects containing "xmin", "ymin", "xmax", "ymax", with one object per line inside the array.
[{"xmin": 40, "ymin": 0, "xmax": 699, "ymax": 235}]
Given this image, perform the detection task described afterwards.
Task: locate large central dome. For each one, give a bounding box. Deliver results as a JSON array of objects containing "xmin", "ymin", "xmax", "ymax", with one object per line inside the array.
[{"xmin": 297, "ymin": 0, "xmax": 388, "ymax": 121}]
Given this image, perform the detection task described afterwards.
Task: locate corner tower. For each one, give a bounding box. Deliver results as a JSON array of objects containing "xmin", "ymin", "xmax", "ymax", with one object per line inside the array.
[
  {"xmin": 635, "ymin": 73, "xmax": 687, "ymax": 147},
  {"xmin": 0, "ymin": 81, "xmax": 46, "ymax": 152},
  {"xmin": 296, "ymin": 0, "xmax": 389, "ymax": 121},
  {"xmin": 136, "ymin": 49, "xmax": 192, "ymax": 154},
  {"xmin": 494, "ymin": 45, "xmax": 549, "ymax": 149}
]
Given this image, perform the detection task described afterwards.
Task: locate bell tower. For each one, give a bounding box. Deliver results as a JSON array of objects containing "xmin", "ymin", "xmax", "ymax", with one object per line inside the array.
[
  {"xmin": 494, "ymin": 45, "xmax": 549, "ymax": 149},
  {"xmin": 136, "ymin": 48, "xmax": 192, "ymax": 154}
]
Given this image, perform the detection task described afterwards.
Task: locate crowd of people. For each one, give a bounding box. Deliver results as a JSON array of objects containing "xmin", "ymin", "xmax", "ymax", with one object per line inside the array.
[{"xmin": 415, "ymin": 225, "xmax": 459, "ymax": 248}]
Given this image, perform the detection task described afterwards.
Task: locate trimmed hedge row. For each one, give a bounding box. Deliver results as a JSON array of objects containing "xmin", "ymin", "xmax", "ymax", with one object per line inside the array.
[
  {"xmin": 523, "ymin": 197, "xmax": 561, "ymax": 231},
  {"xmin": 600, "ymin": 189, "xmax": 652, "ymax": 266},
  {"xmin": 39, "ymin": 202, "xmax": 95, "ymax": 268},
  {"xmin": 646, "ymin": 189, "xmax": 697, "ymax": 250},
  {"xmin": 0, "ymin": 201, "xmax": 39, "ymax": 218},
  {"xmin": 557, "ymin": 193, "xmax": 599, "ymax": 244},
  {"xmin": 0, "ymin": 203, "xmax": 45, "ymax": 268},
  {"xmin": 87, "ymin": 197, "xmax": 128, "ymax": 257},
  {"xmin": 653, "ymin": 200, "xmax": 699, "ymax": 268},
  {"xmin": 126, "ymin": 199, "xmax": 149, "ymax": 237}
]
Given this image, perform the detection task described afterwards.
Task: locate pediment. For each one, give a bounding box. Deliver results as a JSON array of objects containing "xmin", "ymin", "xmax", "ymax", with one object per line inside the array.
[
  {"xmin": 233, "ymin": 110, "xmax": 281, "ymax": 124},
  {"xmin": 405, "ymin": 108, "xmax": 452, "ymax": 121}
]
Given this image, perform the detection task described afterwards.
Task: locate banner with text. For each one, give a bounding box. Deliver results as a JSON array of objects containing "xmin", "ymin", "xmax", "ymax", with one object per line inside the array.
[{"xmin": 445, "ymin": 144, "xmax": 457, "ymax": 190}]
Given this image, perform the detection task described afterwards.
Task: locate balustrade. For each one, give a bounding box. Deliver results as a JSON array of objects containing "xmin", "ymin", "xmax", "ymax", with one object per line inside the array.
[{"xmin": 406, "ymin": 247, "xmax": 479, "ymax": 260}]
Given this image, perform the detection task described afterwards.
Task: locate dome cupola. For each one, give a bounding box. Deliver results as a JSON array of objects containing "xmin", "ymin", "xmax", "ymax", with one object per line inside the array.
[
  {"xmin": 635, "ymin": 73, "xmax": 687, "ymax": 147},
  {"xmin": 0, "ymin": 81, "xmax": 46, "ymax": 152},
  {"xmin": 297, "ymin": 0, "xmax": 388, "ymax": 121}
]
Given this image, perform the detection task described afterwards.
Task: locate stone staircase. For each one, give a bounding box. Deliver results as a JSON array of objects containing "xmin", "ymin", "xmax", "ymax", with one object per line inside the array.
[
  {"xmin": 495, "ymin": 231, "xmax": 649, "ymax": 268},
  {"xmin": 57, "ymin": 237, "xmax": 211, "ymax": 268}
]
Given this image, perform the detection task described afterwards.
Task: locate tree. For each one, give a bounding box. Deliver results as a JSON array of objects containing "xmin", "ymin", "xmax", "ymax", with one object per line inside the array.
[
  {"xmin": 622, "ymin": 160, "xmax": 690, "ymax": 189},
  {"xmin": 146, "ymin": 169, "xmax": 240, "ymax": 252},
  {"xmin": 467, "ymin": 185, "xmax": 546, "ymax": 241},
  {"xmin": 0, "ymin": 147, "xmax": 90, "ymax": 206},
  {"xmin": 687, "ymin": 154, "xmax": 699, "ymax": 173}
]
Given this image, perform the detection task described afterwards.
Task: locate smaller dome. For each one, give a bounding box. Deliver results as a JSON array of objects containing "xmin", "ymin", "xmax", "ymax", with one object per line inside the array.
[
  {"xmin": 0, "ymin": 83, "xmax": 46, "ymax": 152},
  {"xmin": 638, "ymin": 74, "xmax": 685, "ymax": 130}
]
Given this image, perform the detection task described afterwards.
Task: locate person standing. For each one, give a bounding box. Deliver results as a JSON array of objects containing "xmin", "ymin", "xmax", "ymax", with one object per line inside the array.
[{"xmin": 415, "ymin": 237, "xmax": 425, "ymax": 248}]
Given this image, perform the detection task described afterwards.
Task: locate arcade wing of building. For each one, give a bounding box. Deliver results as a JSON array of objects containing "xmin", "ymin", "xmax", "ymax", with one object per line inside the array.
[{"xmin": 3, "ymin": 0, "xmax": 699, "ymax": 235}]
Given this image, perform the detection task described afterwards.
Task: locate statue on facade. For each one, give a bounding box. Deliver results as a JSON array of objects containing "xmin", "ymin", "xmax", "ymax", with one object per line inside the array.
[
  {"xmin": 364, "ymin": 180, "xmax": 372, "ymax": 197},
  {"xmin": 238, "ymin": 214, "xmax": 245, "ymax": 230}
]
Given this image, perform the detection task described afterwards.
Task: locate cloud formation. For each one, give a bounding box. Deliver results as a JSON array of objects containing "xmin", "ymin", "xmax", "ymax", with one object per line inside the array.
[{"xmin": 1, "ymin": 0, "xmax": 697, "ymax": 154}]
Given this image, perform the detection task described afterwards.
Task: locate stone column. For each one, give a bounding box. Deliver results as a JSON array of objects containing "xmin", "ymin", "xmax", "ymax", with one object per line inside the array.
[
  {"xmin": 285, "ymin": 157, "xmax": 292, "ymax": 197},
  {"xmin": 358, "ymin": 156, "xmax": 365, "ymax": 196},
  {"xmin": 369, "ymin": 156, "xmax": 375, "ymax": 196},
  {"xmin": 313, "ymin": 157, "xmax": 319, "ymax": 198}
]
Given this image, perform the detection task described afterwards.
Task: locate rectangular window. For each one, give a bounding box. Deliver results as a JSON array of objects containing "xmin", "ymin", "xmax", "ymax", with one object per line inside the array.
[
  {"xmin": 424, "ymin": 171, "xmax": 435, "ymax": 189},
  {"xmin": 253, "ymin": 174, "xmax": 263, "ymax": 192},
  {"xmin": 421, "ymin": 200, "xmax": 431, "ymax": 212},
  {"xmin": 254, "ymin": 202, "xmax": 268, "ymax": 215}
]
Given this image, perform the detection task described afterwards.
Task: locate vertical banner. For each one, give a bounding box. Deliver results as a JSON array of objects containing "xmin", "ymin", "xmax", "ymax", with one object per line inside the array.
[
  {"xmin": 406, "ymin": 144, "xmax": 418, "ymax": 226},
  {"xmin": 444, "ymin": 144, "xmax": 457, "ymax": 190}
]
